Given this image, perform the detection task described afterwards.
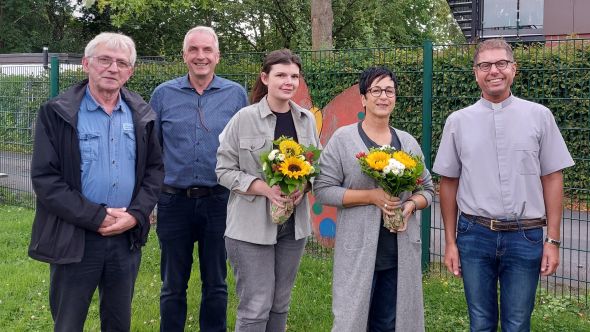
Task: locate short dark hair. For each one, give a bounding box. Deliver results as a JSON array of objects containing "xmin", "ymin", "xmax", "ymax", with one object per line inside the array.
[
  {"xmin": 473, "ymin": 39, "xmax": 514, "ymax": 65},
  {"xmin": 358, "ymin": 66, "xmax": 398, "ymax": 95},
  {"xmin": 250, "ymin": 49, "xmax": 303, "ymax": 103}
]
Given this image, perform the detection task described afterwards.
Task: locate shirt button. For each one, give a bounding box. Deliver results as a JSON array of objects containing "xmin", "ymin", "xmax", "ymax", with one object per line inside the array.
[{"xmin": 112, "ymin": 160, "xmax": 115, "ymax": 164}]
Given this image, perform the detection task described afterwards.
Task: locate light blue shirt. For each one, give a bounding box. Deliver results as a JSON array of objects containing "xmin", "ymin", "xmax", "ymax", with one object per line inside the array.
[{"xmin": 78, "ymin": 87, "xmax": 136, "ymax": 208}]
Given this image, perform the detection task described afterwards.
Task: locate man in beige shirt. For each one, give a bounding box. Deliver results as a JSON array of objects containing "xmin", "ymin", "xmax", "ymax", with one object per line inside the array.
[{"xmin": 433, "ymin": 39, "xmax": 574, "ymax": 331}]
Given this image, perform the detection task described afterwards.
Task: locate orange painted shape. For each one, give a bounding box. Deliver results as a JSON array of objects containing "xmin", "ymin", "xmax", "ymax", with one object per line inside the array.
[{"xmin": 291, "ymin": 80, "xmax": 364, "ymax": 248}]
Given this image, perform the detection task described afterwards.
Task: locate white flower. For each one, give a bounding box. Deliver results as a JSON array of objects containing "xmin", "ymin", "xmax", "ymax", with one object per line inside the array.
[
  {"xmin": 383, "ymin": 165, "xmax": 392, "ymax": 174},
  {"xmin": 388, "ymin": 158, "xmax": 405, "ymax": 171},
  {"xmin": 380, "ymin": 145, "xmax": 391, "ymax": 150},
  {"xmin": 268, "ymin": 149, "xmax": 279, "ymax": 161},
  {"xmin": 277, "ymin": 154, "xmax": 286, "ymax": 161},
  {"xmin": 309, "ymin": 166, "xmax": 315, "ymax": 173},
  {"xmin": 299, "ymin": 155, "xmax": 306, "ymax": 160}
]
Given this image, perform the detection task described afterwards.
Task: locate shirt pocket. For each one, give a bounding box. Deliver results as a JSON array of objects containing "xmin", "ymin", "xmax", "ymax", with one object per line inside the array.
[
  {"xmin": 79, "ymin": 132, "xmax": 100, "ymax": 162},
  {"xmin": 514, "ymin": 143, "xmax": 540, "ymax": 175},
  {"xmin": 238, "ymin": 137, "xmax": 268, "ymax": 176},
  {"xmin": 123, "ymin": 129, "xmax": 136, "ymax": 160}
]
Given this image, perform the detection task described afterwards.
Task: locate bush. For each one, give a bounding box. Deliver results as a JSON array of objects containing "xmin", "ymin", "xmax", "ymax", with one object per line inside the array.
[{"xmin": 1, "ymin": 40, "xmax": 588, "ymax": 190}]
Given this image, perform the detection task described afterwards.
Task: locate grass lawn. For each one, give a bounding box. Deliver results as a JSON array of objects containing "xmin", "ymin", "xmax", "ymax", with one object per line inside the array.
[{"xmin": 1, "ymin": 205, "xmax": 588, "ymax": 331}]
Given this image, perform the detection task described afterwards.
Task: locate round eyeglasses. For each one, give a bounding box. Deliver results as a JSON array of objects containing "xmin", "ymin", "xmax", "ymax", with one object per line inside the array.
[{"xmin": 367, "ymin": 86, "xmax": 395, "ymax": 98}]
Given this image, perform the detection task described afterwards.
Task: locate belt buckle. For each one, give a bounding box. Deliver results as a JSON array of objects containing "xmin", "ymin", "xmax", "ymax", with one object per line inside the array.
[
  {"xmin": 186, "ymin": 187, "xmax": 196, "ymax": 197},
  {"xmin": 490, "ymin": 219, "xmax": 501, "ymax": 231}
]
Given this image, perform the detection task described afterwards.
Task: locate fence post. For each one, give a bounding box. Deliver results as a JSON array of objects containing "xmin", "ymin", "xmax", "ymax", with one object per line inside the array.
[
  {"xmin": 50, "ymin": 56, "xmax": 59, "ymax": 98},
  {"xmin": 420, "ymin": 40, "xmax": 433, "ymax": 273}
]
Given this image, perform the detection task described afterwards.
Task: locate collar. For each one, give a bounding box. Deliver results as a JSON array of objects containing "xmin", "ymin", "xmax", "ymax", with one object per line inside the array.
[
  {"xmin": 258, "ymin": 95, "xmax": 306, "ymax": 120},
  {"xmin": 180, "ymin": 74, "xmax": 223, "ymax": 91},
  {"xmin": 84, "ymin": 86, "xmax": 124, "ymax": 113},
  {"xmin": 479, "ymin": 94, "xmax": 514, "ymax": 111}
]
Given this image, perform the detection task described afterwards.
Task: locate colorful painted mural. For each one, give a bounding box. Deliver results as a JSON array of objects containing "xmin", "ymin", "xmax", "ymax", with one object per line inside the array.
[{"xmin": 292, "ymin": 80, "xmax": 364, "ymax": 248}]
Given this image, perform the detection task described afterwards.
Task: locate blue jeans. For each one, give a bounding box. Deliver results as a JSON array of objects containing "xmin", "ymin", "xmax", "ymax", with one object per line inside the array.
[
  {"xmin": 156, "ymin": 189, "xmax": 229, "ymax": 332},
  {"xmin": 456, "ymin": 214, "xmax": 543, "ymax": 332},
  {"xmin": 368, "ymin": 267, "xmax": 398, "ymax": 332},
  {"xmin": 49, "ymin": 231, "xmax": 141, "ymax": 332}
]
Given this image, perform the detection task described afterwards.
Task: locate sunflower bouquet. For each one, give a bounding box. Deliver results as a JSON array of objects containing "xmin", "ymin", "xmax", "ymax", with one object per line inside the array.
[
  {"xmin": 356, "ymin": 145, "xmax": 424, "ymax": 231},
  {"xmin": 260, "ymin": 136, "xmax": 321, "ymax": 224}
]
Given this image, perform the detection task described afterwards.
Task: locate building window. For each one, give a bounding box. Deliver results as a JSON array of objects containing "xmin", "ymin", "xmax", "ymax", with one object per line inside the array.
[{"xmin": 482, "ymin": 0, "xmax": 543, "ymax": 38}]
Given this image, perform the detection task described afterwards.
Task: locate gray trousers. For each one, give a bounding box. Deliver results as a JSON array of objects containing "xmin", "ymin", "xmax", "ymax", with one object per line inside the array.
[{"xmin": 225, "ymin": 219, "xmax": 307, "ymax": 332}]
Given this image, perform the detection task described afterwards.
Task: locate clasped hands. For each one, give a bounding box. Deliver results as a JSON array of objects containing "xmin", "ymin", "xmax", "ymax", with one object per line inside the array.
[
  {"xmin": 266, "ymin": 185, "xmax": 306, "ymax": 208},
  {"xmin": 98, "ymin": 207, "xmax": 137, "ymax": 236}
]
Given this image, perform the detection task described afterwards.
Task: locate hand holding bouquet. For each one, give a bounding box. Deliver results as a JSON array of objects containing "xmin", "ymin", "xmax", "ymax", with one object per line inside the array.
[
  {"xmin": 260, "ymin": 136, "xmax": 321, "ymax": 224},
  {"xmin": 356, "ymin": 145, "xmax": 424, "ymax": 231}
]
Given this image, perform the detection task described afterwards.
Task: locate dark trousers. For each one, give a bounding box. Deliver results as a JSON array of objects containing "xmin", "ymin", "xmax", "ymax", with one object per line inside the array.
[
  {"xmin": 49, "ymin": 231, "xmax": 141, "ymax": 332},
  {"xmin": 156, "ymin": 189, "xmax": 229, "ymax": 332},
  {"xmin": 368, "ymin": 267, "xmax": 398, "ymax": 332}
]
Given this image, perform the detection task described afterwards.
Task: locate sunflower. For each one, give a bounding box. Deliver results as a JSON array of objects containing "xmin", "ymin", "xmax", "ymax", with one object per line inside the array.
[
  {"xmin": 279, "ymin": 156, "xmax": 311, "ymax": 179},
  {"xmin": 279, "ymin": 139, "xmax": 303, "ymax": 157},
  {"xmin": 392, "ymin": 151, "xmax": 417, "ymax": 169},
  {"xmin": 365, "ymin": 151, "xmax": 390, "ymax": 171}
]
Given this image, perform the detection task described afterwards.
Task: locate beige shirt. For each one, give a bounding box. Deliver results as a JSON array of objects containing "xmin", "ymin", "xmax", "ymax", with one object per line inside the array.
[
  {"xmin": 433, "ymin": 95, "xmax": 574, "ymax": 219},
  {"xmin": 216, "ymin": 96, "xmax": 320, "ymax": 244}
]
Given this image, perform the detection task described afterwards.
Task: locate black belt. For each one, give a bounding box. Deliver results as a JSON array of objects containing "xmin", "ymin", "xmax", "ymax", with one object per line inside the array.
[
  {"xmin": 461, "ymin": 213, "xmax": 546, "ymax": 231},
  {"xmin": 161, "ymin": 184, "xmax": 227, "ymax": 199}
]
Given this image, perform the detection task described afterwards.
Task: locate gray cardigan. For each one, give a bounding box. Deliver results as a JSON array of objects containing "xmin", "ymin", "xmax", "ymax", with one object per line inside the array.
[
  {"xmin": 216, "ymin": 96, "xmax": 320, "ymax": 244},
  {"xmin": 313, "ymin": 123, "xmax": 434, "ymax": 332}
]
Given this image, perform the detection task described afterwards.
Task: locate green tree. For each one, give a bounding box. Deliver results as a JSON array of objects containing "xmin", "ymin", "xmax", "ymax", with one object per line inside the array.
[{"xmin": 0, "ymin": 0, "xmax": 84, "ymax": 53}]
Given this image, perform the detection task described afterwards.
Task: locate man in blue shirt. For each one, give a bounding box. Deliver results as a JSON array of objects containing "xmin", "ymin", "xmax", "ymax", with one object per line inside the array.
[
  {"xmin": 150, "ymin": 26, "xmax": 248, "ymax": 332},
  {"xmin": 29, "ymin": 32, "xmax": 164, "ymax": 331}
]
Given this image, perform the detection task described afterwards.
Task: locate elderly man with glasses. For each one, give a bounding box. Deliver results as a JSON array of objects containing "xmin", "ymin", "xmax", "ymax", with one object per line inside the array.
[
  {"xmin": 433, "ymin": 39, "xmax": 574, "ymax": 331},
  {"xmin": 29, "ymin": 32, "xmax": 164, "ymax": 331}
]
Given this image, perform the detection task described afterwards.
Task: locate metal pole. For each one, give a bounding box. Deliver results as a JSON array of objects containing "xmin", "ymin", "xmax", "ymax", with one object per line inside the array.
[
  {"xmin": 50, "ymin": 56, "xmax": 59, "ymax": 98},
  {"xmin": 420, "ymin": 40, "xmax": 433, "ymax": 273}
]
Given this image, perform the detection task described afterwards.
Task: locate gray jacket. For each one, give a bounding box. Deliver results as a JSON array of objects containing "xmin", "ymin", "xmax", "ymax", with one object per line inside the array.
[
  {"xmin": 216, "ymin": 96, "xmax": 320, "ymax": 244},
  {"xmin": 314, "ymin": 123, "xmax": 434, "ymax": 332}
]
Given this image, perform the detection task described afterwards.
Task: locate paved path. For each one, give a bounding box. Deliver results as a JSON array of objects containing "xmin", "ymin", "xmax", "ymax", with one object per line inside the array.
[{"xmin": 0, "ymin": 151, "xmax": 32, "ymax": 194}]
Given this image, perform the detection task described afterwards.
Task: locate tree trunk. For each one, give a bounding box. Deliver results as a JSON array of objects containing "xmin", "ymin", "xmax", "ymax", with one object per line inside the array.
[{"xmin": 311, "ymin": 0, "xmax": 333, "ymax": 51}]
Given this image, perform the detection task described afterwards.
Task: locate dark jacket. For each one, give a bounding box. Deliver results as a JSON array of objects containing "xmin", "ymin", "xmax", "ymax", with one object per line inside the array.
[{"xmin": 29, "ymin": 80, "xmax": 164, "ymax": 264}]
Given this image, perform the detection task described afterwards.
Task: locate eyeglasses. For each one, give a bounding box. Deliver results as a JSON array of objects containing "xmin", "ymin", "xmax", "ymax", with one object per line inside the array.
[
  {"xmin": 367, "ymin": 86, "xmax": 395, "ymax": 98},
  {"xmin": 92, "ymin": 56, "xmax": 132, "ymax": 70},
  {"xmin": 475, "ymin": 60, "xmax": 513, "ymax": 72}
]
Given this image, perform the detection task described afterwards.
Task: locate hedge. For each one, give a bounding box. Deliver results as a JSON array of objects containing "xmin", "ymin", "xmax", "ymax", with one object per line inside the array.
[{"xmin": 0, "ymin": 40, "xmax": 588, "ymax": 193}]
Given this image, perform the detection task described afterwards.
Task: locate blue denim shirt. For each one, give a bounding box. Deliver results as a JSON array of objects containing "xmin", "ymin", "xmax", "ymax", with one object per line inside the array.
[
  {"xmin": 77, "ymin": 87, "xmax": 136, "ymax": 208},
  {"xmin": 150, "ymin": 75, "xmax": 248, "ymax": 188}
]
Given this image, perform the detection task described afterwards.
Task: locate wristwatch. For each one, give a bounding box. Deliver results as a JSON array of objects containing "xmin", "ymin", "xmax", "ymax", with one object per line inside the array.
[{"xmin": 545, "ymin": 237, "xmax": 561, "ymax": 248}]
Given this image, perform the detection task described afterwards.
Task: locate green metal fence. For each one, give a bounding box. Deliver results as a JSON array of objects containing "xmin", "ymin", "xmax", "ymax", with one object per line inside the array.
[{"xmin": 1, "ymin": 39, "xmax": 588, "ymax": 302}]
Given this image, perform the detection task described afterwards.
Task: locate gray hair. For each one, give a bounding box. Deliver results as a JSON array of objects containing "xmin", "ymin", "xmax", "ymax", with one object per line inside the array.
[
  {"xmin": 183, "ymin": 26, "xmax": 219, "ymax": 52},
  {"xmin": 84, "ymin": 32, "xmax": 137, "ymax": 66},
  {"xmin": 473, "ymin": 39, "xmax": 514, "ymax": 65}
]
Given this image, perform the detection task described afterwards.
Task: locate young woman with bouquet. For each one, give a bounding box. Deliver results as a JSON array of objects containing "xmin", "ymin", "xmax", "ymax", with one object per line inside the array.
[
  {"xmin": 216, "ymin": 49, "xmax": 320, "ymax": 331},
  {"xmin": 314, "ymin": 66, "xmax": 434, "ymax": 331}
]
